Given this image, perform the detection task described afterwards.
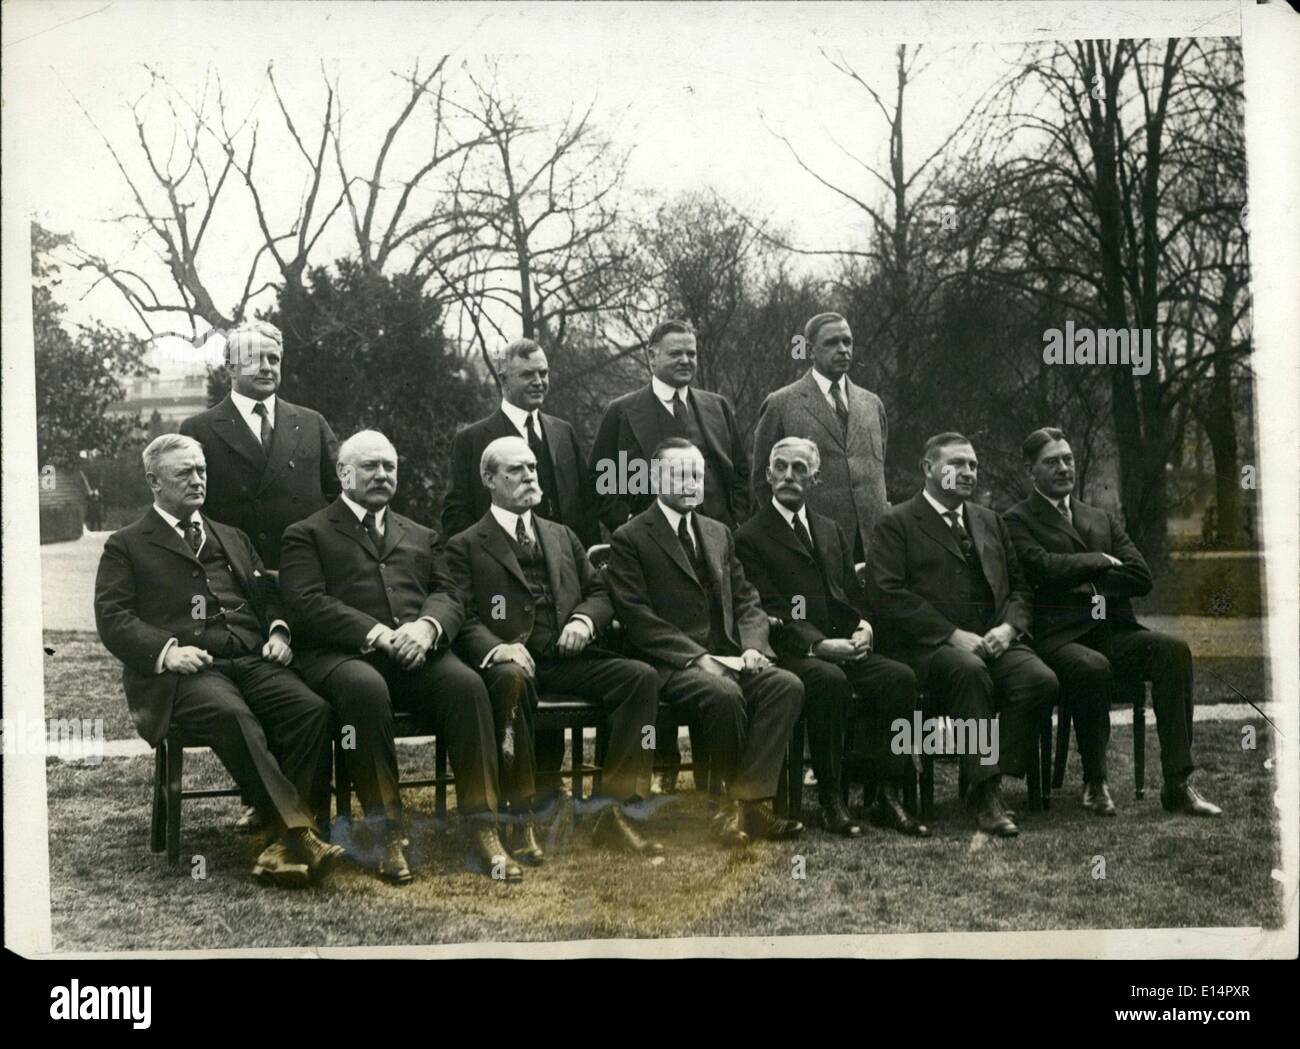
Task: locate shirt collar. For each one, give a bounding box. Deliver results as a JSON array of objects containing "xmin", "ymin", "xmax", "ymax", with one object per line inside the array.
[
  {"xmin": 489, "ymin": 503, "xmax": 534, "ymax": 540},
  {"xmin": 153, "ymin": 504, "xmax": 199, "ymax": 531},
  {"xmin": 651, "ymin": 375, "xmax": 688, "ymax": 405},
  {"xmin": 1033, "ymin": 487, "xmax": 1071, "ymax": 513},
  {"xmin": 656, "ymin": 499, "xmax": 691, "ymax": 534},
  {"xmin": 810, "ymin": 368, "xmax": 842, "ymax": 399},
  {"xmin": 922, "ymin": 489, "xmax": 963, "ymax": 523},
  {"xmin": 499, "ymin": 399, "xmax": 539, "ymax": 437},
  {"xmin": 771, "ymin": 497, "xmax": 808, "ymax": 530},
  {"xmin": 230, "ymin": 388, "xmax": 276, "ymax": 423},
  {"xmin": 340, "ymin": 491, "xmax": 386, "ymax": 527}
]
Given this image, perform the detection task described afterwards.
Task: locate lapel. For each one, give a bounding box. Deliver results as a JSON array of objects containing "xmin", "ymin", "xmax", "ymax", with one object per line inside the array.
[
  {"xmin": 328, "ymin": 499, "xmax": 382, "ymax": 561},
  {"xmin": 259, "ymin": 398, "xmax": 301, "ymax": 492},
  {"xmin": 762, "ymin": 501, "xmax": 815, "ymax": 564},
  {"xmin": 539, "ymin": 413, "xmax": 571, "ymax": 479},
  {"xmin": 377, "ymin": 510, "xmax": 405, "ymax": 562},
  {"xmin": 204, "ymin": 516, "xmax": 254, "ymax": 593},
  {"xmin": 534, "ymin": 516, "xmax": 570, "ymax": 612},
  {"xmin": 625, "ymin": 386, "xmax": 666, "ymax": 461},
  {"xmin": 687, "ymin": 389, "xmax": 725, "ymax": 460},
  {"xmin": 475, "ymin": 514, "xmax": 532, "ymax": 592},
  {"xmin": 796, "ymin": 370, "xmax": 846, "ymax": 449},
  {"xmin": 963, "ymin": 503, "xmax": 1002, "ymax": 592},
  {"xmin": 696, "ymin": 515, "xmax": 729, "ymax": 602},
  {"xmin": 644, "ymin": 505, "xmax": 703, "ymax": 589},
  {"xmin": 808, "ymin": 511, "xmax": 842, "ymax": 572},
  {"xmin": 1031, "ymin": 489, "xmax": 1089, "ymax": 551},
  {"xmin": 209, "ymin": 394, "xmax": 266, "ymax": 471},
  {"xmin": 843, "ymin": 378, "xmax": 870, "ymax": 450},
  {"xmin": 909, "ymin": 493, "xmax": 966, "ymax": 563},
  {"xmin": 143, "ymin": 507, "xmax": 202, "ymax": 566}
]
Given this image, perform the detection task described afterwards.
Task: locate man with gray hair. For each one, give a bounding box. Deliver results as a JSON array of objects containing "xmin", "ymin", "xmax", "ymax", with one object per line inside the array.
[
  {"xmin": 280, "ymin": 430, "xmax": 515, "ymax": 883},
  {"xmin": 94, "ymin": 434, "xmax": 342, "ymax": 887},
  {"xmin": 751, "ymin": 312, "xmax": 890, "ymax": 561}
]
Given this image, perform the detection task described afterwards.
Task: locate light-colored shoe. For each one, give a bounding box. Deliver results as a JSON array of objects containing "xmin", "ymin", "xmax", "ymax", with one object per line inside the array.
[{"xmin": 251, "ymin": 841, "xmax": 310, "ymax": 888}]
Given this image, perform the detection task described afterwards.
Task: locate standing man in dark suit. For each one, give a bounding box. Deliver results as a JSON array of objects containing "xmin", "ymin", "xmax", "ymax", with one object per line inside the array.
[
  {"xmin": 94, "ymin": 434, "xmax": 342, "ymax": 887},
  {"xmin": 447, "ymin": 436, "xmax": 662, "ymax": 861},
  {"xmin": 279, "ymin": 430, "xmax": 515, "ymax": 884},
  {"xmin": 751, "ymin": 313, "xmax": 890, "ymax": 560},
  {"xmin": 179, "ymin": 320, "xmax": 341, "ymax": 570},
  {"xmin": 605, "ymin": 438, "xmax": 805, "ymax": 847},
  {"xmin": 589, "ymin": 319, "xmax": 750, "ymax": 533},
  {"xmin": 736, "ymin": 437, "xmax": 929, "ymax": 838},
  {"xmin": 1004, "ymin": 427, "xmax": 1220, "ymax": 817},
  {"xmin": 866, "ymin": 432, "xmax": 1058, "ymax": 837},
  {"xmin": 442, "ymin": 338, "xmax": 597, "ymax": 546}
]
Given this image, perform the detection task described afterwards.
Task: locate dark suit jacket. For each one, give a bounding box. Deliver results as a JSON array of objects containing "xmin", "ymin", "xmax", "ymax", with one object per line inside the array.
[
  {"xmin": 751, "ymin": 369, "xmax": 890, "ymax": 556},
  {"xmin": 278, "ymin": 498, "xmax": 463, "ymax": 688},
  {"xmin": 1003, "ymin": 490, "xmax": 1151, "ymax": 655},
  {"xmin": 180, "ymin": 394, "xmax": 340, "ymax": 568},
  {"xmin": 445, "ymin": 511, "xmax": 614, "ymax": 667},
  {"xmin": 94, "ymin": 509, "xmax": 282, "ymax": 746},
  {"xmin": 588, "ymin": 384, "xmax": 749, "ymax": 533},
  {"xmin": 865, "ymin": 492, "xmax": 1033, "ymax": 666},
  {"xmin": 441, "ymin": 408, "xmax": 598, "ymax": 546},
  {"xmin": 605, "ymin": 504, "xmax": 772, "ymax": 681},
  {"xmin": 734, "ymin": 501, "xmax": 865, "ymax": 658}
]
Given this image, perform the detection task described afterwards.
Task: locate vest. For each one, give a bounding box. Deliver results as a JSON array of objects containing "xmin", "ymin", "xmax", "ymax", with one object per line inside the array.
[
  {"xmin": 506, "ymin": 532, "xmax": 560, "ymax": 655},
  {"xmin": 656, "ymin": 395, "xmax": 728, "ymax": 523},
  {"xmin": 197, "ymin": 531, "xmax": 264, "ymax": 656},
  {"xmin": 681, "ymin": 518, "xmax": 732, "ymax": 655},
  {"xmin": 530, "ymin": 426, "xmax": 561, "ymax": 524},
  {"xmin": 950, "ymin": 525, "xmax": 997, "ymax": 634}
]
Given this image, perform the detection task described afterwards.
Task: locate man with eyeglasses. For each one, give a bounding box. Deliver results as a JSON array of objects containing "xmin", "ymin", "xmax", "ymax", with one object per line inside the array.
[{"xmin": 94, "ymin": 434, "xmax": 341, "ymax": 888}]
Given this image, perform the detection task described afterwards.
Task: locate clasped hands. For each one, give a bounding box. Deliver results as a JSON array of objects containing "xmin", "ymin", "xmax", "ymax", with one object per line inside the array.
[
  {"xmin": 163, "ymin": 628, "xmax": 293, "ymax": 674},
  {"xmin": 373, "ymin": 619, "xmax": 438, "ymax": 670},
  {"xmin": 813, "ymin": 621, "xmax": 874, "ymax": 664},
  {"xmin": 946, "ymin": 622, "xmax": 1017, "ymax": 661},
  {"xmin": 694, "ymin": 649, "xmax": 771, "ymax": 679},
  {"xmin": 486, "ymin": 618, "xmax": 594, "ymax": 678}
]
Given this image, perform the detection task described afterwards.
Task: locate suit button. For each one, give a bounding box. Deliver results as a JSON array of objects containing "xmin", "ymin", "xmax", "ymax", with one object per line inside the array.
[
  {"xmin": 193, "ymin": 629, "xmax": 201, "ymax": 637},
  {"xmin": 288, "ymin": 461, "xmax": 295, "ymax": 469},
  {"xmin": 386, "ymin": 586, "xmax": 393, "ymax": 592},
  {"xmin": 191, "ymin": 569, "xmax": 199, "ymax": 578},
  {"xmin": 524, "ymin": 602, "xmax": 533, "ymax": 611},
  {"xmin": 259, "ymin": 532, "xmax": 267, "ymax": 539},
  {"xmin": 241, "ymin": 486, "xmax": 249, "ymax": 494}
]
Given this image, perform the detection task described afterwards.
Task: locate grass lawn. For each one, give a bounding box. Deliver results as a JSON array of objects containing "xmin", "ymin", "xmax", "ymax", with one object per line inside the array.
[{"xmin": 46, "ymin": 717, "xmax": 1281, "ymax": 951}]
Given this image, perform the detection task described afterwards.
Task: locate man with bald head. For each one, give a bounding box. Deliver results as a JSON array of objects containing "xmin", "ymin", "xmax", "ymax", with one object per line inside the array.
[
  {"xmin": 446, "ymin": 436, "xmax": 663, "ymax": 860},
  {"xmin": 751, "ymin": 313, "xmax": 890, "ymax": 561},
  {"xmin": 280, "ymin": 430, "xmax": 516, "ymax": 883}
]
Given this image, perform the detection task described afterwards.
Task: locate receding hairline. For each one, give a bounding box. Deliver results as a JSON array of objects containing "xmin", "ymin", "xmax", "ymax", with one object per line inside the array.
[
  {"xmin": 480, "ymin": 435, "xmax": 533, "ymax": 477},
  {"xmin": 338, "ymin": 430, "xmax": 397, "ymax": 464}
]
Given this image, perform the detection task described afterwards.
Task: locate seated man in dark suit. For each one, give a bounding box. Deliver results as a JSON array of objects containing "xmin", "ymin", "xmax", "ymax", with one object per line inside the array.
[
  {"xmin": 447, "ymin": 436, "xmax": 662, "ymax": 861},
  {"xmin": 279, "ymin": 430, "xmax": 516, "ymax": 884},
  {"xmin": 605, "ymin": 437, "xmax": 805, "ymax": 847},
  {"xmin": 94, "ymin": 434, "xmax": 341, "ymax": 887},
  {"xmin": 736, "ymin": 437, "xmax": 928, "ymax": 838},
  {"xmin": 1004, "ymin": 427, "xmax": 1220, "ymax": 818},
  {"xmin": 866, "ymin": 432, "xmax": 1058, "ymax": 837}
]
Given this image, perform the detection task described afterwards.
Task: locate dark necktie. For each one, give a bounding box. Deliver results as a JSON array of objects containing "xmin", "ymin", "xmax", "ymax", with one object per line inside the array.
[
  {"xmin": 180, "ymin": 519, "xmax": 203, "ymax": 555},
  {"xmin": 944, "ymin": 510, "xmax": 975, "ymax": 561},
  {"xmin": 829, "ymin": 381, "xmax": 849, "ymax": 435},
  {"xmin": 252, "ymin": 401, "xmax": 273, "ymax": 448},
  {"xmin": 363, "ymin": 511, "xmax": 383, "ymax": 553},
  {"xmin": 676, "ymin": 516, "xmax": 704, "ymax": 578},
  {"xmin": 515, "ymin": 515, "xmax": 534, "ymax": 554},
  {"xmin": 524, "ymin": 413, "xmax": 544, "ymax": 461},
  {"xmin": 791, "ymin": 513, "xmax": 815, "ymax": 555},
  {"xmin": 1058, "ymin": 500, "xmax": 1073, "ymax": 526},
  {"xmin": 671, "ymin": 392, "xmax": 686, "ymax": 424}
]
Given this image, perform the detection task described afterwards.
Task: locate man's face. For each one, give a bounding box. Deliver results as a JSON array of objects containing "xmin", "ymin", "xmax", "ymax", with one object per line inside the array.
[
  {"xmin": 484, "ymin": 444, "xmax": 542, "ymax": 513},
  {"xmin": 1029, "ymin": 438, "xmax": 1076, "ymax": 500},
  {"xmin": 501, "ymin": 349, "xmax": 549, "ymax": 411},
  {"xmin": 924, "ymin": 442, "xmax": 978, "ymax": 504},
  {"xmin": 768, "ymin": 446, "xmax": 817, "ymax": 511},
  {"xmin": 339, "ymin": 436, "xmax": 398, "ymax": 510},
  {"xmin": 651, "ymin": 332, "xmax": 697, "ymax": 388},
  {"xmin": 654, "ymin": 447, "xmax": 707, "ymax": 513},
  {"xmin": 811, "ymin": 319, "xmax": 853, "ymax": 381},
  {"xmin": 149, "ymin": 448, "xmax": 207, "ymax": 517},
  {"xmin": 229, "ymin": 333, "xmax": 282, "ymax": 400}
]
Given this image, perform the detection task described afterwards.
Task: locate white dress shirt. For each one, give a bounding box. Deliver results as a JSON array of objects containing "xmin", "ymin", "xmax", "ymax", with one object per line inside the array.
[
  {"xmin": 1036, "ymin": 488, "xmax": 1072, "ymax": 520},
  {"xmin": 500, "ymin": 399, "xmax": 542, "ymax": 441},
  {"xmin": 809, "ymin": 368, "xmax": 849, "ymax": 413},
  {"xmin": 656, "ymin": 499, "xmax": 694, "ymax": 546},
  {"xmin": 923, "ymin": 489, "xmax": 965, "ymax": 527},
  {"xmin": 229, "ymin": 388, "xmax": 277, "ymax": 443},
  {"xmin": 651, "ymin": 375, "xmax": 690, "ymax": 414},
  {"xmin": 151, "ymin": 504, "xmax": 289, "ymax": 672}
]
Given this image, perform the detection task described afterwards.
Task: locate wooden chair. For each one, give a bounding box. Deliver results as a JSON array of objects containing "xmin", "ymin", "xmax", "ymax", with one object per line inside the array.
[{"xmin": 1052, "ymin": 678, "xmax": 1149, "ymax": 799}]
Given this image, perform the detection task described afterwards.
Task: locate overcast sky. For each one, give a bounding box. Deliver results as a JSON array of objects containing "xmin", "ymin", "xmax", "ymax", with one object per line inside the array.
[{"xmin": 4, "ymin": 1, "xmax": 1240, "ymax": 339}]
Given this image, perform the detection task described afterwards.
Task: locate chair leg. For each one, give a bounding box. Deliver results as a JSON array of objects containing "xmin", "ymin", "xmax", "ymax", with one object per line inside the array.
[
  {"xmin": 571, "ymin": 727, "xmax": 585, "ymax": 801},
  {"xmin": 1133, "ymin": 685, "xmax": 1147, "ymax": 800},
  {"xmin": 164, "ymin": 739, "xmax": 183, "ymax": 867},
  {"xmin": 921, "ymin": 755, "xmax": 935, "ymax": 821},
  {"xmin": 592, "ymin": 722, "xmax": 605, "ymax": 796},
  {"xmin": 901, "ymin": 758, "xmax": 917, "ymax": 816},
  {"xmin": 435, "ymin": 736, "xmax": 448, "ymax": 820},
  {"xmin": 150, "ymin": 745, "xmax": 166, "ymax": 853},
  {"xmin": 1052, "ymin": 701, "xmax": 1071, "ymax": 789},
  {"xmin": 1038, "ymin": 708, "xmax": 1052, "ymax": 810},
  {"xmin": 790, "ymin": 718, "xmax": 804, "ymax": 819}
]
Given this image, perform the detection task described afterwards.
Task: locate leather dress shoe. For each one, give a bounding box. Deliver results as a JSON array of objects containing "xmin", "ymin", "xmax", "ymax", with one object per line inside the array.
[
  {"xmin": 285, "ymin": 826, "xmax": 346, "ymax": 878},
  {"xmin": 379, "ymin": 827, "xmax": 414, "ymax": 885},
  {"xmin": 234, "ymin": 805, "xmax": 265, "ymax": 833},
  {"xmin": 651, "ymin": 770, "xmax": 680, "ymax": 796},
  {"xmin": 973, "ymin": 780, "xmax": 1019, "ymax": 837},
  {"xmin": 251, "ymin": 841, "xmax": 310, "ymax": 888},
  {"xmin": 818, "ymin": 796, "xmax": 862, "ymax": 837},
  {"xmin": 512, "ymin": 822, "xmax": 546, "ymax": 866},
  {"xmin": 472, "ymin": 824, "xmax": 523, "ymax": 881},
  {"xmin": 1161, "ymin": 778, "xmax": 1222, "ymax": 817},
  {"xmin": 593, "ymin": 805, "xmax": 665, "ymax": 855},
  {"xmin": 742, "ymin": 800, "xmax": 804, "ymax": 841},
  {"xmin": 869, "ymin": 784, "xmax": 931, "ymax": 837},
  {"xmin": 1082, "ymin": 780, "xmax": 1117, "ymax": 816},
  {"xmin": 712, "ymin": 800, "xmax": 750, "ymax": 847}
]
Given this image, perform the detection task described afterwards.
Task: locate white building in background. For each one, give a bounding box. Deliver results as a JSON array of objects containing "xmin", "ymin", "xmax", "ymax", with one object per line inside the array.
[{"xmin": 107, "ymin": 333, "xmax": 218, "ymax": 434}]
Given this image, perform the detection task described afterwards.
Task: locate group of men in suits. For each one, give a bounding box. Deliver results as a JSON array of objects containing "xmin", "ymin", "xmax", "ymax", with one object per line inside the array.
[{"xmin": 95, "ymin": 311, "xmax": 1221, "ymax": 889}]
